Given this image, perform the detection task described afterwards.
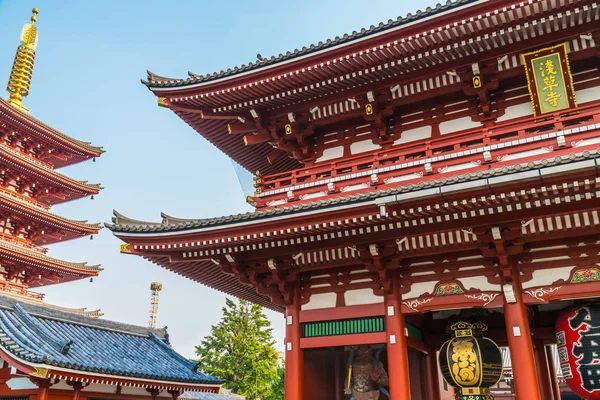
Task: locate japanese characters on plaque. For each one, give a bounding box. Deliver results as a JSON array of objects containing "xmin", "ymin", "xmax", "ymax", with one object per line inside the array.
[
  {"xmin": 522, "ymin": 43, "xmax": 577, "ymax": 117},
  {"xmin": 556, "ymin": 304, "xmax": 600, "ymax": 399}
]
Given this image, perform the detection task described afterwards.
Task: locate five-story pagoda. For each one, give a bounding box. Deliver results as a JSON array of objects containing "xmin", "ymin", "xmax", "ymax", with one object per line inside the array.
[{"xmin": 0, "ymin": 9, "xmax": 103, "ymax": 311}]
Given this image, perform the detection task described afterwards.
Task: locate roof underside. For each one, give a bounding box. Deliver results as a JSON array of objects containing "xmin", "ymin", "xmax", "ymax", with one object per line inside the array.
[
  {"xmin": 0, "ymin": 296, "xmax": 222, "ymax": 385},
  {"xmin": 0, "ymin": 98, "xmax": 104, "ymax": 168},
  {"xmin": 146, "ymin": 255, "xmax": 282, "ymax": 312},
  {"xmin": 0, "ymin": 238, "xmax": 101, "ymax": 284},
  {"xmin": 142, "ymin": 0, "xmax": 596, "ymax": 175},
  {"xmin": 174, "ymin": 111, "xmax": 301, "ymax": 176},
  {"xmin": 109, "ymin": 143, "xmax": 600, "ymax": 311}
]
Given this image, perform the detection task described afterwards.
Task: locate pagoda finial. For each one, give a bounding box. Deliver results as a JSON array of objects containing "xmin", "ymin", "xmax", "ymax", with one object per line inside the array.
[{"xmin": 5, "ymin": 8, "xmax": 40, "ymax": 114}]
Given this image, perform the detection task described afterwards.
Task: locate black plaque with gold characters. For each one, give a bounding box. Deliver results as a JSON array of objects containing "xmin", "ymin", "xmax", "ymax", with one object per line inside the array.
[{"xmin": 438, "ymin": 322, "xmax": 503, "ymax": 400}]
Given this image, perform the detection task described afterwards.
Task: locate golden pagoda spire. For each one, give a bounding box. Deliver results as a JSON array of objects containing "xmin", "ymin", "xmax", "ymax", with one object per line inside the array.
[{"xmin": 5, "ymin": 8, "xmax": 39, "ymax": 114}]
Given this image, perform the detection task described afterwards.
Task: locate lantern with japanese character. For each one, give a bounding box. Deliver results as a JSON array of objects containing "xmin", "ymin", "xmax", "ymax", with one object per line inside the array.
[
  {"xmin": 438, "ymin": 322, "xmax": 504, "ymax": 400},
  {"xmin": 556, "ymin": 304, "xmax": 600, "ymax": 399}
]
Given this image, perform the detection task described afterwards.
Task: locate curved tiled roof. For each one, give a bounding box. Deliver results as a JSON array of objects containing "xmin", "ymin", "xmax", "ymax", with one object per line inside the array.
[
  {"xmin": 107, "ymin": 148, "xmax": 600, "ymax": 234},
  {"xmin": 0, "ymin": 238, "xmax": 101, "ymax": 274},
  {"xmin": 0, "ymin": 142, "xmax": 102, "ymax": 194},
  {"xmin": 0, "ymin": 189, "xmax": 101, "ymax": 232},
  {"xmin": 0, "ymin": 296, "xmax": 222, "ymax": 385},
  {"xmin": 143, "ymin": 0, "xmax": 479, "ymax": 88},
  {"xmin": 0, "ymin": 98, "xmax": 104, "ymax": 156}
]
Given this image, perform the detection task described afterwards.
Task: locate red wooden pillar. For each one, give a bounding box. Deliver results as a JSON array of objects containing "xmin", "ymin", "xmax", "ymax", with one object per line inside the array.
[
  {"xmin": 30, "ymin": 376, "xmax": 51, "ymax": 400},
  {"xmin": 36, "ymin": 381, "xmax": 51, "ymax": 400},
  {"xmin": 67, "ymin": 381, "xmax": 83, "ymax": 400},
  {"xmin": 424, "ymin": 348, "xmax": 441, "ymax": 400},
  {"xmin": 384, "ymin": 276, "xmax": 411, "ymax": 400},
  {"xmin": 334, "ymin": 350, "xmax": 342, "ymax": 400},
  {"xmin": 502, "ymin": 264, "xmax": 542, "ymax": 400},
  {"xmin": 546, "ymin": 345, "xmax": 562, "ymax": 400},
  {"xmin": 284, "ymin": 288, "xmax": 303, "ymax": 400},
  {"xmin": 534, "ymin": 340, "xmax": 554, "ymax": 400}
]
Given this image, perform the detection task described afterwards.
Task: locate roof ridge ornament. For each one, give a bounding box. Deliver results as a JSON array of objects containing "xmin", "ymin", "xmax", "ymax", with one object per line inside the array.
[{"xmin": 5, "ymin": 8, "xmax": 39, "ymax": 114}]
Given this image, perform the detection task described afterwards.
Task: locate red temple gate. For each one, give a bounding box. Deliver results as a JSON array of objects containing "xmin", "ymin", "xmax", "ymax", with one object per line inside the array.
[{"xmin": 110, "ymin": 1, "xmax": 600, "ymax": 398}]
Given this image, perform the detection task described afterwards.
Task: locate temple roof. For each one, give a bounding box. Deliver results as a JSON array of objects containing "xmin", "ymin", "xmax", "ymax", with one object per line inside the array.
[
  {"xmin": 143, "ymin": 0, "xmax": 479, "ymax": 89},
  {"xmin": 0, "ymin": 142, "xmax": 103, "ymax": 196},
  {"xmin": 107, "ymin": 148, "xmax": 600, "ymax": 234},
  {"xmin": 0, "ymin": 287, "xmax": 102, "ymax": 317},
  {"xmin": 0, "ymin": 98, "xmax": 104, "ymax": 167},
  {"xmin": 0, "ymin": 238, "xmax": 102, "ymax": 278},
  {"xmin": 0, "ymin": 295, "xmax": 222, "ymax": 385},
  {"xmin": 0, "ymin": 189, "xmax": 101, "ymax": 232},
  {"xmin": 139, "ymin": 0, "xmax": 597, "ymax": 177},
  {"xmin": 27, "ymin": 303, "xmax": 103, "ymax": 317}
]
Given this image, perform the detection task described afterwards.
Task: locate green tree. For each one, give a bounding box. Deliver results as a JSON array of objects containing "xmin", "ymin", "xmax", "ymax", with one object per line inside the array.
[
  {"xmin": 263, "ymin": 366, "xmax": 284, "ymax": 400},
  {"xmin": 195, "ymin": 298, "xmax": 279, "ymax": 400}
]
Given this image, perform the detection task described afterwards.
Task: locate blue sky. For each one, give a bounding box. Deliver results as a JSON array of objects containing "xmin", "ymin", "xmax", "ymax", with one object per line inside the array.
[{"xmin": 0, "ymin": 0, "xmax": 440, "ymax": 357}]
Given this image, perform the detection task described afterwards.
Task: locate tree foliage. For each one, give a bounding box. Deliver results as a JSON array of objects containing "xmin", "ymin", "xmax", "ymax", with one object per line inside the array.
[
  {"xmin": 263, "ymin": 366, "xmax": 284, "ymax": 400},
  {"xmin": 195, "ymin": 298, "xmax": 279, "ymax": 400}
]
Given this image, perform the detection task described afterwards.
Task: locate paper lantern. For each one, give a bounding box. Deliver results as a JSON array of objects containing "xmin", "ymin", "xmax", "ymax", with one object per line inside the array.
[
  {"xmin": 438, "ymin": 322, "xmax": 503, "ymax": 400},
  {"xmin": 556, "ymin": 304, "xmax": 600, "ymax": 399}
]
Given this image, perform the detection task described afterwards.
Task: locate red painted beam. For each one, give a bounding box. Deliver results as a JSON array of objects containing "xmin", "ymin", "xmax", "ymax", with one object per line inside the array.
[{"xmin": 300, "ymin": 332, "xmax": 385, "ymax": 348}]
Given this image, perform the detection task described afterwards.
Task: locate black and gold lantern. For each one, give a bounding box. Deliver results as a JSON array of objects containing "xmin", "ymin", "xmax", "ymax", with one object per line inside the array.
[{"xmin": 438, "ymin": 322, "xmax": 503, "ymax": 400}]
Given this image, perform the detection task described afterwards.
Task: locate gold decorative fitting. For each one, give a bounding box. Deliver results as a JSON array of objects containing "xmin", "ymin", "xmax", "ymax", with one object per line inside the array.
[
  {"xmin": 119, "ymin": 243, "xmax": 132, "ymax": 254},
  {"xmin": 365, "ymin": 104, "xmax": 374, "ymax": 115},
  {"xmin": 448, "ymin": 321, "xmax": 488, "ymax": 338},
  {"xmin": 30, "ymin": 366, "xmax": 49, "ymax": 379},
  {"xmin": 157, "ymin": 97, "xmax": 168, "ymax": 108},
  {"xmin": 284, "ymin": 124, "xmax": 292, "ymax": 135},
  {"xmin": 5, "ymin": 8, "xmax": 40, "ymax": 114},
  {"xmin": 227, "ymin": 124, "xmax": 232, "ymax": 134},
  {"xmin": 472, "ymin": 75, "xmax": 482, "ymax": 89}
]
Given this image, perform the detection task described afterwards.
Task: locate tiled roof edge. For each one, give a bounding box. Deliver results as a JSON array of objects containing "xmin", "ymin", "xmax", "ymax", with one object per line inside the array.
[
  {"xmin": 108, "ymin": 148, "xmax": 600, "ymax": 234},
  {"xmin": 144, "ymin": 0, "xmax": 479, "ymax": 89},
  {"xmin": 0, "ymin": 98, "xmax": 104, "ymax": 155},
  {"xmin": 149, "ymin": 332, "xmax": 224, "ymax": 384},
  {"xmin": 0, "ymin": 296, "xmax": 167, "ymax": 339}
]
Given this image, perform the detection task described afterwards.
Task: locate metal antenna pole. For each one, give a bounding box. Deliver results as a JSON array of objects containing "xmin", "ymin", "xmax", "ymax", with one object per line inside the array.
[{"xmin": 148, "ymin": 282, "xmax": 162, "ymax": 329}]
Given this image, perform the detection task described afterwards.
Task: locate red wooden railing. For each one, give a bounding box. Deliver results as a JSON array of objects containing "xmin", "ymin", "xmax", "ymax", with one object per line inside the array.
[
  {"xmin": 0, "ymin": 283, "xmax": 45, "ymax": 301},
  {"xmin": 253, "ymin": 102, "xmax": 600, "ymax": 206}
]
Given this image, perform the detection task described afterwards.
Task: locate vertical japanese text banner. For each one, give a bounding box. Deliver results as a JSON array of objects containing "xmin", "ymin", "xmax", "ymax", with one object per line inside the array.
[{"xmin": 522, "ymin": 43, "xmax": 577, "ymax": 117}]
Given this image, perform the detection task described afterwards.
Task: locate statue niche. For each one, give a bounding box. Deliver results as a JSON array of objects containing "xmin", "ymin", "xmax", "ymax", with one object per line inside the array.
[{"xmin": 344, "ymin": 345, "xmax": 390, "ymax": 400}]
